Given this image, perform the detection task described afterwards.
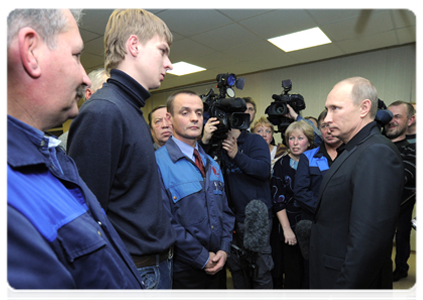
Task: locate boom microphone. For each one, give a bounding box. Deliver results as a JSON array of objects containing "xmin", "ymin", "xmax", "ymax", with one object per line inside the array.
[
  {"xmin": 295, "ymin": 219, "xmax": 312, "ymax": 260},
  {"xmin": 375, "ymin": 109, "xmax": 393, "ymax": 127},
  {"xmin": 243, "ymin": 200, "xmax": 270, "ymax": 252}
]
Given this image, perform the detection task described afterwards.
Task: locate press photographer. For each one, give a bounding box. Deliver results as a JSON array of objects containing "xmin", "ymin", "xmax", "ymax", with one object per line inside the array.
[{"xmin": 201, "ymin": 73, "xmax": 274, "ymax": 289}]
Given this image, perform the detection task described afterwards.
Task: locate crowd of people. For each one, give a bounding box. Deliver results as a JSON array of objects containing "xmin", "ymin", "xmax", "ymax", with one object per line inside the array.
[{"xmin": 7, "ymin": 8, "xmax": 416, "ymax": 290}]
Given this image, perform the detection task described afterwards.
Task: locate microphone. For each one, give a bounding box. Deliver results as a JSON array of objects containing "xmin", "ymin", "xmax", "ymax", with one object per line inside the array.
[
  {"xmin": 243, "ymin": 199, "xmax": 270, "ymax": 252},
  {"xmin": 295, "ymin": 219, "xmax": 312, "ymax": 260},
  {"xmin": 375, "ymin": 109, "xmax": 393, "ymax": 127}
]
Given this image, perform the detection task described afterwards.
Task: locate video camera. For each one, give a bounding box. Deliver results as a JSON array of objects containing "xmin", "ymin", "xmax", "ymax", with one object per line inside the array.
[
  {"xmin": 265, "ymin": 79, "xmax": 306, "ymax": 132},
  {"xmin": 201, "ymin": 73, "xmax": 250, "ymax": 139}
]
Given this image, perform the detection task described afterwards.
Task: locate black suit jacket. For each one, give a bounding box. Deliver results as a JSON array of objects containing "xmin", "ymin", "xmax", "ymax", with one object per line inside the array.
[{"xmin": 309, "ymin": 122, "xmax": 404, "ymax": 289}]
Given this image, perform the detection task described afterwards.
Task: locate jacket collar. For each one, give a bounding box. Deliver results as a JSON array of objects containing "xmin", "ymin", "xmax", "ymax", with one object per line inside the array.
[
  {"xmin": 8, "ymin": 115, "xmax": 49, "ymax": 168},
  {"xmin": 107, "ymin": 69, "xmax": 151, "ymax": 108},
  {"xmin": 165, "ymin": 136, "xmax": 210, "ymax": 169}
]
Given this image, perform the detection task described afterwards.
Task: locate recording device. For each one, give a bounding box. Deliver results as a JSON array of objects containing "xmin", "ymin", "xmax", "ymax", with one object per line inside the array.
[
  {"xmin": 201, "ymin": 73, "xmax": 250, "ymax": 140},
  {"xmin": 295, "ymin": 219, "xmax": 312, "ymax": 260},
  {"xmin": 265, "ymin": 79, "xmax": 306, "ymax": 133},
  {"xmin": 243, "ymin": 199, "xmax": 270, "ymax": 253},
  {"xmin": 411, "ymin": 215, "xmax": 420, "ymax": 232}
]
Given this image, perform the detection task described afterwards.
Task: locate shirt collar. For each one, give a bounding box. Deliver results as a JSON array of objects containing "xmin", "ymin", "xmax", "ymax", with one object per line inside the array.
[{"xmin": 172, "ymin": 137, "xmax": 199, "ymax": 161}]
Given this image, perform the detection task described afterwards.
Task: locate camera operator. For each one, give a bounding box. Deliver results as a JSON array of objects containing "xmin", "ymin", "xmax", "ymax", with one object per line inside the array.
[
  {"xmin": 383, "ymin": 100, "xmax": 416, "ymax": 282},
  {"xmin": 202, "ymin": 123, "xmax": 274, "ymax": 289}
]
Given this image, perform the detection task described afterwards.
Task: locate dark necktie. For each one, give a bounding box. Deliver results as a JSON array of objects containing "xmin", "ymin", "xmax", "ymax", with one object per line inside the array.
[{"xmin": 193, "ymin": 149, "xmax": 206, "ymax": 177}]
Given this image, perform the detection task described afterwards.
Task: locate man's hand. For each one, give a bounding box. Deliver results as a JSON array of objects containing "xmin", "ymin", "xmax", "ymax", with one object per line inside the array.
[
  {"xmin": 202, "ymin": 117, "xmax": 220, "ymax": 144},
  {"xmin": 283, "ymin": 104, "xmax": 298, "ymax": 120},
  {"xmin": 204, "ymin": 250, "xmax": 228, "ymax": 275},
  {"xmin": 222, "ymin": 135, "xmax": 238, "ymax": 159}
]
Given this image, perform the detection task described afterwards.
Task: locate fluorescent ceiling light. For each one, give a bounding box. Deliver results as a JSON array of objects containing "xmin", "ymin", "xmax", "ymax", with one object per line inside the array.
[
  {"xmin": 167, "ymin": 61, "xmax": 206, "ymax": 76},
  {"xmin": 268, "ymin": 27, "xmax": 332, "ymax": 52}
]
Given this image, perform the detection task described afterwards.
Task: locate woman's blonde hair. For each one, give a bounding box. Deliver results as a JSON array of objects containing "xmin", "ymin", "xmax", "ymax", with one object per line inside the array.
[
  {"xmin": 251, "ymin": 116, "xmax": 274, "ymax": 134},
  {"xmin": 284, "ymin": 120, "xmax": 314, "ymax": 149},
  {"xmin": 104, "ymin": 9, "xmax": 173, "ymax": 72}
]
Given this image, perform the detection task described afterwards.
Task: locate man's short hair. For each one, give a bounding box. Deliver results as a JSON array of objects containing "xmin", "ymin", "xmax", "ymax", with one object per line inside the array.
[
  {"xmin": 284, "ymin": 120, "xmax": 315, "ymax": 150},
  {"xmin": 410, "ymin": 102, "xmax": 420, "ymax": 114},
  {"xmin": 7, "ymin": 9, "xmax": 82, "ymax": 50},
  {"xmin": 148, "ymin": 105, "xmax": 167, "ymax": 128},
  {"xmin": 317, "ymin": 110, "xmax": 328, "ymax": 129},
  {"xmin": 388, "ymin": 100, "xmax": 416, "ymax": 120},
  {"xmin": 341, "ymin": 77, "xmax": 378, "ymax": 119},
  {"xmin": 243, "ymin": 97, "xmax": 256, "ymax": 111},
  {"xmin": 166, "ymin": 90, "xmax": 199, "ymax": 116},
  {"xmin": 104, "ymin": 9, "xmax": 173, "ymax": 72}
]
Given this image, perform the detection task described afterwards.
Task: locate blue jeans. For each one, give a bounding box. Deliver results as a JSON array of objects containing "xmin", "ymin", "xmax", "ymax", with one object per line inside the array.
[{"xmin": 137, "ymin": 256, "xmax": 173, "ymax": 289}]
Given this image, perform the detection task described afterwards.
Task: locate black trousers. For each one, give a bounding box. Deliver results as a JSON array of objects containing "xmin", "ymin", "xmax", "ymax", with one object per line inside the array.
[
  {"xmin": 173, "ymin": 266, "xmax": 226, "ymax": 289},
  {"xmin": 394, "ymin": 198, "xmax": 416, "ymax": 272}
]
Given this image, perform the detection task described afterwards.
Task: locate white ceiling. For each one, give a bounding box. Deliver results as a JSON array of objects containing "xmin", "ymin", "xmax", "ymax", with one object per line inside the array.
[{"xmin": 78, "ymin": 9, "xmax": 416, "ymax": 92}]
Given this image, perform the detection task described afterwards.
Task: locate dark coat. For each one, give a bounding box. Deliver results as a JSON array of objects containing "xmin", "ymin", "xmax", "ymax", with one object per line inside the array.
[{"xmin": 309, "ymin": 122, "xmax": 404, "ymax": 289}]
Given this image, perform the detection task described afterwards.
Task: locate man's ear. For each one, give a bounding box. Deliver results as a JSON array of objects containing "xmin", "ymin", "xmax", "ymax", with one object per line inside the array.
[
  {"xmin": 19, "ymin": 28, "xmax": 41, "ymax": 78},
  {"xmin": 85, "ymin": 88, "xmax": 93, "ymax": 100},
  {"xmin": 407, "ymin": 114, "xmax": 416, "ymax": 127},
  {"xmin": 166, "ymin": 112, "xmax": 172, "ymax": 124},
  {"xmin": 360, "ymin": 99, "xmax": 372, "ymax": 118},
  {"xmin": 127, "ymin": 35, "xmax": 140, "ymax": 57}
]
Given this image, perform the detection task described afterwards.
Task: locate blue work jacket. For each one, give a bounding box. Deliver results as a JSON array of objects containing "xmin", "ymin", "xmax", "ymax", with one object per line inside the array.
[
  {"xmin": 155, "ymin": 137, "xmax": 235, "ymax": 273},
  {"xmin": 7, "ymin": 115, "xmax": 143, "ymax": 289},
  {"xmin": 294, "ymin": 146, "xmax": 330, "ymax": 220}
]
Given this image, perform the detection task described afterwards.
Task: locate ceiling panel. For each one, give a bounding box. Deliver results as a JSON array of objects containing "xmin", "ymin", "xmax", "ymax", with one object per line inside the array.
[
  {"xmin": 191, "ymin": 23, "xmax": 263, "ymax": 50},
  {"xmin": 155, "ymin": 9, "xmax": 234, "ymax": 37},
  {"xmin": 77, "ymin": 9, "xmax": 416, "ymax": 92},
  {"xmin": 239, "ymin": 10, "xmax": 317, "ymax": 39}
]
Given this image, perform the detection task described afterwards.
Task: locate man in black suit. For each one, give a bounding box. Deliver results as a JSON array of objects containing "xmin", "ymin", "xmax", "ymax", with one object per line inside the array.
[{"xmin": 309, "ymin": 77, "xmax": 404, "ymax": 289}]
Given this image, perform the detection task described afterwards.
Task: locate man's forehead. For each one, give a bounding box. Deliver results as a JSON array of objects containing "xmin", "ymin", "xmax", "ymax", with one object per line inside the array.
[
  {"xmin": 153, "ymin": 107, "xmax": 167, "ymax": 117},
  {"xmin": 388, "ymin": 105, "xmax": 406, "ymax": 114}
]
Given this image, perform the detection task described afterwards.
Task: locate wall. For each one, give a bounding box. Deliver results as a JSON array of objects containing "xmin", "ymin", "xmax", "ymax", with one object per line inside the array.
[
  {"xmin": 147, "ymin": 43, "xmax": 416, "ymax": 144},
  {"xmin": 146, "ymin": 43, "xmax": 417, "ymax": 251}
]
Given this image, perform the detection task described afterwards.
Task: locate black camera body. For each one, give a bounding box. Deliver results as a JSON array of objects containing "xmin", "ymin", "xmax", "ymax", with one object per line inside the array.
[
  {"xmin": 265, "ymin": 79, "xmax": 305, "ymax": 132},
  {"xmin": 201, "ymin": 73, "xmax": 250, "ymax": 139}
]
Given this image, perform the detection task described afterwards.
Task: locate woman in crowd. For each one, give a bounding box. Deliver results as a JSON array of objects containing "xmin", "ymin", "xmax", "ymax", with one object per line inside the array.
[
  {"xmin": 270, "ymin": 120, "xmax": 315, "ymax": 288},
  {"xmin": 251, "ymin": 116, "xmax": 287, "ymax": 170}
]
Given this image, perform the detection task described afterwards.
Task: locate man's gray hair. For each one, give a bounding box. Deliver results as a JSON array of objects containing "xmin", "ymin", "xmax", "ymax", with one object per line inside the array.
[
  {"xmin": 7, "ymin": 9, "xmax": 82, "ymax": 50},
  {"xmin": 88, "ymin": 68, "xmax": 109, "ymax": 92},
  {"xmin": 340, "ymin": 77, "xmax": 379, "ymax": 119}
]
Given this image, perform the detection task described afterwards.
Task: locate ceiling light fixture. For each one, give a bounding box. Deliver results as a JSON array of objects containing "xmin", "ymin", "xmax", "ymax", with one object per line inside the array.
[
  {"xmin": 268, "ymin": 27, "xmax": 332, "ymax": 52},
  {"xmin": 167, "ymin": 61, "xmax": 206, "ymax": 76}
]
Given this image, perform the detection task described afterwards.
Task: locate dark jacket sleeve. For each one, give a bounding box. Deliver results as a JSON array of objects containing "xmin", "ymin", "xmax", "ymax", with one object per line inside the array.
[
  {"xmin": 335, "ymin": 143, "xmax": 404, "ymax": 288},
  {"xmin": 294, "ymin": 154, "xmax": 316, "ymax": 214},
  {"xmin": 67, "ymin": 100, "xmax": 123, "ymax": 211},
  {"xmin": 232, "ymin": 134, "xmax": 271, "ymax": 181}
]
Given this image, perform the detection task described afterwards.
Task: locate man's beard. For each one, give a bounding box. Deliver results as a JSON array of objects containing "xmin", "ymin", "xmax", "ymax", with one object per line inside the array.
[{"xmin": 385, "ymin": 125, "xmax": 406, "ymax": 140}]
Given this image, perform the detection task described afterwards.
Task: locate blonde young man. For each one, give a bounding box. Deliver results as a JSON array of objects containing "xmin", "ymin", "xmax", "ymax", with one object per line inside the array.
[{"xmin": 67, "ymin": 9, "xmax": 176, "ymax": 289}]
